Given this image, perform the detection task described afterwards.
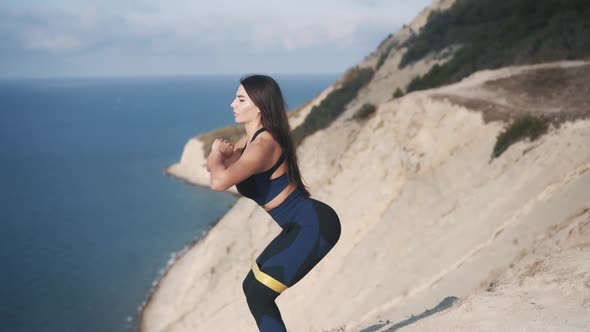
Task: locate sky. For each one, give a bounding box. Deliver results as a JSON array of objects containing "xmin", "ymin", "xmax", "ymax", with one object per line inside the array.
[{"xmin": 0, "ymin": 0, "xmax": 433, "ymax": 78}]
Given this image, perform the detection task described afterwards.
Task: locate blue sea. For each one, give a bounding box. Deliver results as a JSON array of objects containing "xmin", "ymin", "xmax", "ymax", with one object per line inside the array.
[{"xmin": 0, "ymin": 73, "xmax": 338, "ymax": 332}]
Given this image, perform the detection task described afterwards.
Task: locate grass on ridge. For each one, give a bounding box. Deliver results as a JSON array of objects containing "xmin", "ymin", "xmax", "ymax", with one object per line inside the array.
[{"xmin": 492, "ymin": 114, "xmax": 550, "ymax": 158}]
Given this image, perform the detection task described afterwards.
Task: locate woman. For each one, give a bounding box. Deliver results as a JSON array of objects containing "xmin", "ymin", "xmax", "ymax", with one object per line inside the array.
[{"xmin": 207, "ymin": 74, "xmax": 342, "ymax": 331}]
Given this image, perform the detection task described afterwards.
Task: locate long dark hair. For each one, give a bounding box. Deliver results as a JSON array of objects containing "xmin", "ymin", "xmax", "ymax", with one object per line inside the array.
[{"xmin": 240, "ymin": 74, "xmax": 311, "ymax": 198}]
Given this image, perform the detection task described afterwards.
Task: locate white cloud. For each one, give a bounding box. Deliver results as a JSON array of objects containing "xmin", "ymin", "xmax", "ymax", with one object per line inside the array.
[
  {"xmin": 24, "ymin": 31, "xmax": 82, "ymax": 52},
  {"xmin": 0, "ymin": 0, "xmax": 433, "ymax": 76}
]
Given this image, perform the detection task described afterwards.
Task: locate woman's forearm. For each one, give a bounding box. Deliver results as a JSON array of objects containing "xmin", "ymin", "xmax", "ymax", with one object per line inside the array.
[
  {"xmin": 208, "ymin": 150, "xmax": 229, "ymax": 191},
  {"xmin": 207, "ymin": 149, "xmax": 225, "ymax": 173}
]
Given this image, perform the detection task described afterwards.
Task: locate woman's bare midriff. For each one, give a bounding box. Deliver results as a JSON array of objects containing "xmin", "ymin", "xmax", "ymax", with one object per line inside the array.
[{"xmin": 262, "ymin": 181, "xmax": 298, "ymax": 211}]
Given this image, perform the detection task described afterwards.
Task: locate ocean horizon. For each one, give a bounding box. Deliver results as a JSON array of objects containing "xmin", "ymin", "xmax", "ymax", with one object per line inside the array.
[
  {"xmin": 0, "ymin": 72, "xmax": 341, "ymax": 82},
  {"xmin": 0, "ymin": 73, "xmax": 339, "ymax": 332}
]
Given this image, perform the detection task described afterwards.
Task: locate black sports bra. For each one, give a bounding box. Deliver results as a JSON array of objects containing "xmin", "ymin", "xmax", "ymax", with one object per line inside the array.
[{"xmin": 235, "ymin": 127, "xmax": 289, "ymax": 206}]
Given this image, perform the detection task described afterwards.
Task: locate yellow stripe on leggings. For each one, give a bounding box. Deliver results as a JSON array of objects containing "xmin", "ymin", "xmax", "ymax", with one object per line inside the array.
[{"xmin": 252, "ymin": 262, "xmax": 288, "ymax": 293}]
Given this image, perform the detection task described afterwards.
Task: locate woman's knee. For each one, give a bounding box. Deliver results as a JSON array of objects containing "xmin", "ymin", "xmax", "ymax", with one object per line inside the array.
[{"xmin": 244, "ymin": 279, "xmax": 280, "ymax": 309}]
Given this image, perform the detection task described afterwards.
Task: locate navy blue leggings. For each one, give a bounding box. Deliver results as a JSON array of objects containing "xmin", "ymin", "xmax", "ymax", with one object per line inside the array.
[{"xmin": 242, "ymin": 189, "xmax": 341, "ymax": 331}]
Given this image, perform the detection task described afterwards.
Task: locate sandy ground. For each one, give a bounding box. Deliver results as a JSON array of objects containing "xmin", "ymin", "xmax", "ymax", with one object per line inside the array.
[
  {"xmin": 140, "ymin": 0, "xmax": 589, "ymax": 329},
  {"xmin": 139, "ymin": 59, "xmax": 590, "ymax": 331},
  {"xmin": 398, "ymin": 243, "xmax": 590, "ymax": 332}
]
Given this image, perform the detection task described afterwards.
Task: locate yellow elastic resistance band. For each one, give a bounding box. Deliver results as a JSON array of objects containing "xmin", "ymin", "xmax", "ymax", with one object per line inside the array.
[{"xmin": 252, "ymin": 262, "xmax": 288, "ymax": 293}]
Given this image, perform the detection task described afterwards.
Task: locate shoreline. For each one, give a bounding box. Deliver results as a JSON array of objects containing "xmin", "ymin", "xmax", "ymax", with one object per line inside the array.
[
  {"xmin": 132, "ymin": 166, "xmax": 240, "ymax": 332},
  {"xmin": 160, "ymin": 165, "xmax": 241, "ymax": 197}
]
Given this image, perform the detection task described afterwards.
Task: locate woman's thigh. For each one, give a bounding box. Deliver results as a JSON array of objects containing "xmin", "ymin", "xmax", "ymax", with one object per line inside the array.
[{"xmin": 254, "ymin": 198, "xmax": 341, "ymax": 289}]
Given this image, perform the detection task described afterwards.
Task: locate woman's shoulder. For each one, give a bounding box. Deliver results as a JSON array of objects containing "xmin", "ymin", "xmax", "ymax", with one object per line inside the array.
[
  {"xmin": 256, "ymin": 130, "xmax": 281, "ymax": 150},
  {"xmin": 233, "ymin": 134, "xmax": 249, "ymax": 151},
  {"xmin": 243, "ymin": 131, "xmax": 282, "ymax": 162}
]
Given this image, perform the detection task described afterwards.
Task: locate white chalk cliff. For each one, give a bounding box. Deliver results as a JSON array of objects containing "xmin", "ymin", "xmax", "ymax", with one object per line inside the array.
[{"xmin": 144, "ymin": 0, "xmax": 590, "ymax": 331}]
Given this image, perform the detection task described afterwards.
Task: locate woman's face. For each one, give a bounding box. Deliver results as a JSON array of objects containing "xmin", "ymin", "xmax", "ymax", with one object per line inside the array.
[{"xmin": 231, "ymin": 84, "xmax": 260, "ymax": 124}]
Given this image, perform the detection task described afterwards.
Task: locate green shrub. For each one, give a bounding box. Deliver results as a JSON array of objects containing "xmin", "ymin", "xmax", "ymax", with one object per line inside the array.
[
  {"xmin": 492, "ymin": 114, "xmax": 549, "ymax": 158},
  {"xmin": 392, "ymin": 87, "xmax": 404, "ymax": 99},
  {"xmin": 399, "ymin": 0, "xmax": 590, "ymax": 93},
  {"xmin": 376, "ymin": 41, "xmax": 399, "ymax": 70},
  {"xmin": 352, "ymin": 103, "xmax": 377, "ymax": 121},
  {"xmin": 292, "ymin": 66, "xmax": 375, "ymax": 145},
  {"xmin": 376, "ymin": 50, "xmax": 390, "ymax": 70},
  {"xmin": 376, "ymin": 33, "xmax": 393, "ymax": 50}
]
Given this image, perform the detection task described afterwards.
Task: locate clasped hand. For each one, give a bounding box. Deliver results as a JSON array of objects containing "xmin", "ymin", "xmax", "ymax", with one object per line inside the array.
[{"xmin": 212, "ymin": 138, "xmax": 234, "ymax": 158}]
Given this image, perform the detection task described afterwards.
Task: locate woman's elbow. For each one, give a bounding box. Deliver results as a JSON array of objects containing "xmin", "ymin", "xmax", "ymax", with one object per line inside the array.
[
  {"xmin": 210, "ymin": 184, "xmax": 227, "ymax": 192},
  {"xmin": 210, "ymin": 179, "xmax": 222, "ymax": 191},
  {"xmin": 210, "ymin": 175, "xmax": 229, "ymax": 191}
]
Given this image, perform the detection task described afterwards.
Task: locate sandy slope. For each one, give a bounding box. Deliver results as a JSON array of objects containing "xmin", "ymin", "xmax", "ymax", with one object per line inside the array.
[
  {"xmin": 141, "ymin": 0, "xmax": 590, "ymax": 329},
  {"xmin": 140, "ymin": 59, "xmax": 590, "ymax": 331},
  {"xmin": 398, "ymin": 242, "xmax": 590, "ymax": 332}
]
